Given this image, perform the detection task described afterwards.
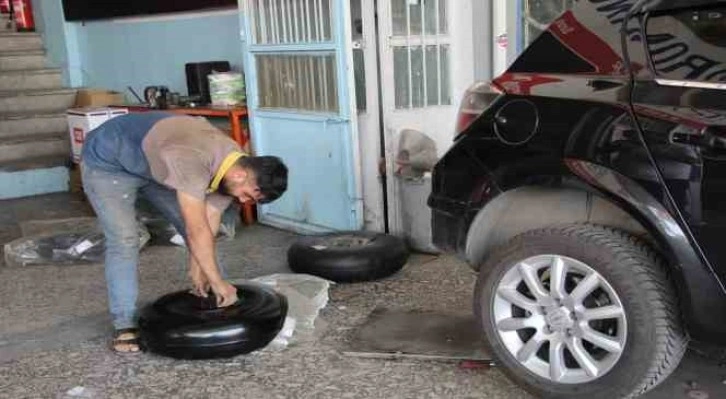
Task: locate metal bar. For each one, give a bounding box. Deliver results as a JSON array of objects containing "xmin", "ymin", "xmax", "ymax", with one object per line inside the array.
[
  {"xmin": 292, "ymin": 0, "xmax": 300, "ymax": 42},
  {"xmin": 312, "ymin": 0, "xmax": 319, "ymax": 41},
  {"xmin": 244, "ymin": 43, "xmax": 339, "ymax": 53},
  {"xmin": 270, "ymin": 0, "xmax": 279, "ymax": 44},
  {"xmin": 256, "ymin": 0, "xmax": 266, "ymax": 44},
  {"xmin": 272, "ymin": 56, "xmax": 280, "ymax": 107},
  {"xmin": 327, "ymin": 0, "xmax": 333, "ymax": 41},
  {"xmin": 293, "ymin": 56, "xmax": 300, "ymax": 109},
  {"xmin": 247, "ymin": 0, "xmax": 256, "ymax": 43},
  {"xmin": 321, "ymin": 55, "xmax": 329, "ymax": 111},
  {"xmin": 315, "ymin": 0, "xmax": 323, "ymax": 41},
  {"xmin": 281, "ymin": 0, "xmax": 289, "ymax": 43},
  {"xmin": 268, "ymin": 0, "xmax": 276, "ymax": 44},
  {"xmin": 297, "ymin": 56, "xmax": 305, "ymax": 109},
  {"xmin": 304, "ymin": 0, "xmax": 312, "ymax": 42},
  {"xmin": 309, "ymin": 57, "xmax": 317, "ymax": 110},
  {"xmin": 285, "ymin": 56, "xmax": 292, "ymax": 108},
  {"xmin": 406, "ymin": 0, "xmax": 412, "ymax": 108}
]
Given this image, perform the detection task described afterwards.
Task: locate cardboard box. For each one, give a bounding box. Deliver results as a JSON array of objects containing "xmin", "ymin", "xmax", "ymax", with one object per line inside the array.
[
  {"xmin": 66, "ymin": 107, "xmax": 128, "ymax": 163},
  {"xmin": 75, "ymin": 89, "xmax": 126, "ymax": 107}
]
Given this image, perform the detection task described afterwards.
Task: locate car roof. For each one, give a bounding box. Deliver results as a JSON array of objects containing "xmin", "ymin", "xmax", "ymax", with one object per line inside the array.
[{"xmin": 645, "ymin": 0, "xmax": 726, "ymax": 13}]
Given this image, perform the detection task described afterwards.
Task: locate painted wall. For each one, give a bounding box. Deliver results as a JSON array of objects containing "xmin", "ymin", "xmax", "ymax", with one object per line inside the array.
[
  {"xmin": 33, "ymin": 2, "xmax": 244, "ymax": 99},
  {"xmin": 74, "ymin": 10, "xmax": 244, "ymax": 98},
  {"xmin": 32, "ymin": 0, "xmax": 81, "ymax": 85}
]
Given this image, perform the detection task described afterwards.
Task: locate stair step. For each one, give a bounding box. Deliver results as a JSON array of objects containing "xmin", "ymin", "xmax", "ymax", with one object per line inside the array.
[
  {"xmin": 0, "ymin": 132, "xmax": 69, "ymax": 163},
  {"xmin": 0, "ymin": 50, "xmax": 46, "ymax": 71},
  {"xmin": 0, "ymin": 88, "xmax": 76, "ymax": 115},
  {"xmin": 0, "ymin": 68, "xmax": 61, "ymax": 91},
  {"xmin": 0, "ymin": 154, "xmax": 69, "ymax": 172},
  {"xmin": 0, "ymin": 112, "xmax": 67, "ymax": 138},
  {"xmin": 0, "ymin": 155, "xmax": 70, "ymax": 200},
  {"xmin": 0, "ymin": 32, "xmax": 43, "ymax": 52}
]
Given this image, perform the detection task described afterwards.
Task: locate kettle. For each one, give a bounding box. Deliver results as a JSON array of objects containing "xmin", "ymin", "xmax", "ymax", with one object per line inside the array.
[{"xmin": 144, "ymin": 86, "xmax": 169, "ymax": 109}]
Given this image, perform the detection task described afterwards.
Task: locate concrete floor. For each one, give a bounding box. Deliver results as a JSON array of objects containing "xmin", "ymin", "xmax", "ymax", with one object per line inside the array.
[{"xmin": 1, "ymin": 194, "xmax": 725, "ymax": 399}]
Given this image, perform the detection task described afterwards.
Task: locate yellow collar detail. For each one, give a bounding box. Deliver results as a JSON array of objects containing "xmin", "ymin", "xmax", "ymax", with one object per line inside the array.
[{"xmin": 207, "ymin": 151, "xmax": 247, "ymax": 194}]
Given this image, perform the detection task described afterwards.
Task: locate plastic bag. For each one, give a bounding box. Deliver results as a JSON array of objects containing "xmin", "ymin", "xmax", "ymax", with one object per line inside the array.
[
  {"xmin": 4, "ymin": 225, "xmax": 150, "ymax": 267},
  {"xmin": 240, "ymin": 273, "xmax": 333, "ymax": 350}
]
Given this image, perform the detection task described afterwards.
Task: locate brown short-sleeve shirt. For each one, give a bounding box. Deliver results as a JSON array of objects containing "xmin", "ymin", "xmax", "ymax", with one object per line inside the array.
[{"xmin": 142, "ymin": 116, "xmax": 239, "ymax": 211}]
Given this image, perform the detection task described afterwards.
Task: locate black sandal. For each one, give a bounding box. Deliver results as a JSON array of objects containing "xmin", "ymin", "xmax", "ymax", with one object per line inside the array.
[{"xmin": 111, "ymin": 328, "xmax": 141, "ymax": 354}]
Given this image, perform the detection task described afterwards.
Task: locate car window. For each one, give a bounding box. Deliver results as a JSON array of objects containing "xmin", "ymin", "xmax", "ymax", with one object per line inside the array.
[{"xmin": 646, "ymin": 7, "xmax": 726, "ymax": 82}]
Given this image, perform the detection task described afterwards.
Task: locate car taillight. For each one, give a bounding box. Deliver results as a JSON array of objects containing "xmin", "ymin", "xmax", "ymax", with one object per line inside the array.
[{"xmin": 455, "ymin": 81, "xmax": 503, "ymax": 135}]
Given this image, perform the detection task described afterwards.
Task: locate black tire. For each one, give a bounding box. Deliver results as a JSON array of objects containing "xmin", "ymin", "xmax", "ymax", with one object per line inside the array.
[
  {"xmin": 475, "ymin": 224, "xmax": 688, "ymax": 399},
  {"xmin": 139, "ymin": 284, "xmax": 287, "ymax": 359},
  {"xmin": 287, "ymin": 232, "xmax": 409, "ymax": 283}
]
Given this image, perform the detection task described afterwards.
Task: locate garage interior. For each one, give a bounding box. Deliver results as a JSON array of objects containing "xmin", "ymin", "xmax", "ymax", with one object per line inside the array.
[{"xmin": 2, "ymin": 1, "xmax": 726, "ymax": 398}]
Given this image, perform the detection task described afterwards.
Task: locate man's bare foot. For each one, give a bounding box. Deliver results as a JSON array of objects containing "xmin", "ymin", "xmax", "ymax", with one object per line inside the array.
[{"xmin": 112, "ymin": 328, "xmax": 141, "ymax": 354}]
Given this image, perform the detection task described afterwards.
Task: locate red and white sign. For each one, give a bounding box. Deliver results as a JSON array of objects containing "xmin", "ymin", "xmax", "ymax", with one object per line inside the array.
[{"xmin": 66, "ymin": 107, "xmax": 128, "ymax": 164}]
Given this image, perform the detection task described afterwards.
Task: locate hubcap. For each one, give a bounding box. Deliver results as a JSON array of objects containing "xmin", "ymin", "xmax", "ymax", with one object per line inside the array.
[{"xmin": 492, "ymin": 255, "xmax": 627, "ymax": 384}]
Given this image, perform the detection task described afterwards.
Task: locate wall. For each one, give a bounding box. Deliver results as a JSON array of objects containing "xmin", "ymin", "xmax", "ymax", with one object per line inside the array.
[
  {"xmin": 32, "ymin": 0, "xmax": 81, "ymax": 85},
  {"xmin": 34, "ymin": 2, "xmax": 244, "ymax": 98},
  {"xmin": 74, "ymin": 10, "xmax": 244, "ymax": 98}
]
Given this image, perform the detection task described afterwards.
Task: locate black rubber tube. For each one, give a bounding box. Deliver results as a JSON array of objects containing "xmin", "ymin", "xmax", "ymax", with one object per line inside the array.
[
  {"xmin": 287, "ymin": 232, "xmax": 409, "ymax": 283},
  {"xmin": 139, "ymin": 284, "xmax": 287, "ymax": 359}
]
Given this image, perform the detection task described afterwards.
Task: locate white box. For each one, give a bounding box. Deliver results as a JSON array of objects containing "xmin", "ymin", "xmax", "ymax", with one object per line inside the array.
[{"xmin": 66, "ymin": 107, "xmax": 128, "ymax": 163}]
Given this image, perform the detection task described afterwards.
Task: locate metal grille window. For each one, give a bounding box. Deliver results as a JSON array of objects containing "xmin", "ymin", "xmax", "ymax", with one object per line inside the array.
[
  {"xmin": 391, "ymin": 0, "xmax": 451, "ymax": 109},
  {"xmin": 256, "ymin": 54, "xmax": 339, "ymax": 113},
  {"xmin": 249, "ymin": 0, "xmax": 333, "ymax": 44}
]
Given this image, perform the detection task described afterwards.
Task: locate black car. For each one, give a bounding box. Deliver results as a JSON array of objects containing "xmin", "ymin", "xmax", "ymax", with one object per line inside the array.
[{"xmin": 429, "ymin": 1, "xmax": 726, "ymax": 398}]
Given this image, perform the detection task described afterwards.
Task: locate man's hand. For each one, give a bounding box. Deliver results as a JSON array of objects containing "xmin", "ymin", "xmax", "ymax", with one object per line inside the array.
[
  {"xmin": 210, "ymin": 280, "xmax": 239, "ymax": 307},
  {"xmin": 189, "ymin": 264, "xmax": 209, "ymax": 297}
]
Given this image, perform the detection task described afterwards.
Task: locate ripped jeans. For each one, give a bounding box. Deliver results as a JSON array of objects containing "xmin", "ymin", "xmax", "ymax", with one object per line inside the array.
[{"xmin": 82, "ymin": 164, "xmax": 188, "ymax": 330}]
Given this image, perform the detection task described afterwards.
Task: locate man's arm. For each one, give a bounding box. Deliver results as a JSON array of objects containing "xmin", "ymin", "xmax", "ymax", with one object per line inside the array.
[
  {"xmin": 188, "ymin": 203, "xmax": 223, "ymax": 296},
  {"xmin": 177, "ymin": 191, "xmax": 237, "ymax": 307}
]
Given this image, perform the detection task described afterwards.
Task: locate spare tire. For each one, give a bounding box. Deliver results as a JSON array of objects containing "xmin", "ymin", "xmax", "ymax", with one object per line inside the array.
[
  {"xmin": 287, "ymin": 232, "xmax": 409, "ymax": 283},
  {"xmin": 138, "ymin": 284, "xmax": 287, "ymax": 359}
]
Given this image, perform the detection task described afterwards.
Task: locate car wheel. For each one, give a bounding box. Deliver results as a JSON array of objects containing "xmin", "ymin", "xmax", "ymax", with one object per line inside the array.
[
  {"xmin": 287, "ymin": 232, "xmax": 409, "ymax": 283},
  {"xmin": 139, "ymin": 283, "xmax": 288, "ymax": 359},
  {"xmin": 475, "ymin": 224, "xmax": 687, "ymax": 399}
]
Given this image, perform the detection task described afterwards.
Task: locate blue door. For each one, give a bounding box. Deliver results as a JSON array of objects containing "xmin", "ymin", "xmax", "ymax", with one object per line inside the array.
[{"xmin": 239, "ymin": 0, "xmax": 363, "ymax": 233}]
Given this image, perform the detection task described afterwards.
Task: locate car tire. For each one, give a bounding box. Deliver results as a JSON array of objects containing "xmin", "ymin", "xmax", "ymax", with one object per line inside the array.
[
  {"xmin": 139, "ymin": 283, "xmax": 287, "ymax": 359},
  {"xmin": 287, "ymin": 232, "xmax": 409, "ymax": 283},
  {"xmin": 475, "ymin": 224, "xmax": 688, "ymax": 399}
]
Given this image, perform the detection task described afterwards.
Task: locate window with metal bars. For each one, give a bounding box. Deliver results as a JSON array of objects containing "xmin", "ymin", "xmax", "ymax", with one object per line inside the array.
[
  {"xmin": 391, "ymin": 0, "xmax": 451, "ymax": 109},
  {"xmin": 249, "ymin": 0, "xmax": 333, "ymax": 44},
  {"xmin": 248, "ymin": 0, "xmax": 340, "ymax": 113},
  {"xmin": 256, "ymin": 54, "xmax": 339, "ymax": 113}
]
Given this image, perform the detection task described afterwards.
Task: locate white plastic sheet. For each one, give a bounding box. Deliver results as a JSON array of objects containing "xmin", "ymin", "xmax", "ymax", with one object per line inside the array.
[{"xmin": 240, "ymin": 273, "xmax": 333, "ymax": 350}]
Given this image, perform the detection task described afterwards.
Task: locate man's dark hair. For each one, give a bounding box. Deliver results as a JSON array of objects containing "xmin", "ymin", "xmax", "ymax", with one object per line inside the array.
[{"xmin": 238, "ymin": 156, "xmax": 288, "ymax": 204}]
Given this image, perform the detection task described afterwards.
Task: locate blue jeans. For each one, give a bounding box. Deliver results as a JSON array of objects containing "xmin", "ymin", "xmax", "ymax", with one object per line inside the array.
[{"xmin": 82, "ymin": 164, "xmax": 188, "ymax": 330}]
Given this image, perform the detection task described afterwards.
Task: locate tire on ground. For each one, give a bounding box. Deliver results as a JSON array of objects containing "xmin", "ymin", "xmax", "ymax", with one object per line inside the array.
[
  {"xmin": 139, "ymin": 284, "xmax": 287, "ymax": 359},
  {"xmin": 287, "ymin": 232, "xmax": 409, "ymax": 283},
  {"xmin": 474, "ymin": 224, "xmax": 688, "ymax": 399}
]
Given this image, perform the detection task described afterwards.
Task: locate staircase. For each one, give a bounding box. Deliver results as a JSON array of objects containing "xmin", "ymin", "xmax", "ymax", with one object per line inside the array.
[{"xmin": 0, "ymin": 19, "xmax": 76, "ymax": 199}]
